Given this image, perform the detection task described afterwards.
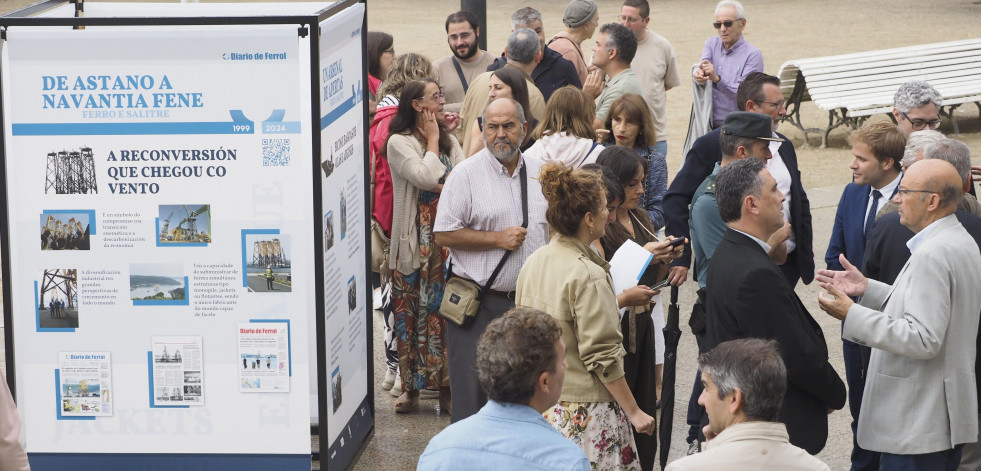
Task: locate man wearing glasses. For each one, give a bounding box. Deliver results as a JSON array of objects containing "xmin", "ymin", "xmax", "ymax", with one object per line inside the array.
[
  {"xmin": 892, "ymin": 80, "xmax": 943, "ymax": 137},
  {"xmin": 693, "ymin": 0, "xmax": 763, "ymax": 128},
  {"xmin": 434, "ymin": 11, "xmax": 496, "ymax": 115},
  {"xmin": 818, "ymin": 157, "xmax": 981, "ymax": 471},
  {"xmin": 861, "ymin": 139, "xmax": 981, "ymax": 471},
  {"xmin": 824, "ymin": 121, "xmax": 905, "ymax": 471}
]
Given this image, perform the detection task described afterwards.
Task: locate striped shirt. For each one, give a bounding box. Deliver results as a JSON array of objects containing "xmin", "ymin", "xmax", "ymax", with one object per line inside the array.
[{"xmin": 434, "ymin": 148, "xmax": 549, "ymax": 291}]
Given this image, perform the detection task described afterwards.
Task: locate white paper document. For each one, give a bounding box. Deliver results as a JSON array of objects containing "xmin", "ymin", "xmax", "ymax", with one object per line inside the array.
[
  {"xmin": 151, "ymin": 336, "xmax": 204, "ymax": 406},
  {"xmin": 608, "ymin": 239, "xmax": 653, "ymax": 295},
  {"xmin": 238, "ymin": 322, "xmax": 290, "ymax": 392}
]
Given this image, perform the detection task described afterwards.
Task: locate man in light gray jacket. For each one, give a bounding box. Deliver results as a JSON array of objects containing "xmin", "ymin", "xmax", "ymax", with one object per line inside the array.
[{"xmin": 818, "ymin": 158, "xmax": 981, "ymax": 470}]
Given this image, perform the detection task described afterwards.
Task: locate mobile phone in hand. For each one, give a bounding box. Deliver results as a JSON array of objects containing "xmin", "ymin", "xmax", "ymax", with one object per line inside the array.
[
  {"xmin": 649, "ymin": 279, "xmax": 671, "ymax": 290},
  {"xmin": 669, "ymin": 237, "xmax": 686, "ymax": 247}
]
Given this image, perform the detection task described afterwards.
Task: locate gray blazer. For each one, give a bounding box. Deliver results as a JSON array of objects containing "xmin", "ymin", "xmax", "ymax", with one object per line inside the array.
[{"xmin": 843, "ymin": 215, "xmax": 981, "ymax": 454}]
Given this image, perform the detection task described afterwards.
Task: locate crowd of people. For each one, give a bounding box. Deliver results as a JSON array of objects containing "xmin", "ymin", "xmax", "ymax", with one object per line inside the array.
[{"xmin": 360, "ymin": 0, "xmax": 981, "ymax": 470}]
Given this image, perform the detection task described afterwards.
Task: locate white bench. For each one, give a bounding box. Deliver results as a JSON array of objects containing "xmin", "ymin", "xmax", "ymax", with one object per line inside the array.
[{"xmin": 776, "ymin": 39, "xmax": 981, "ymax": 147}]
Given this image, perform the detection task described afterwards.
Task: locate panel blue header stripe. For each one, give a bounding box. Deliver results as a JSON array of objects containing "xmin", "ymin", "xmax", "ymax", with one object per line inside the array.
[{"xmin": 13, "ymin": 110, "xmax": 255, "ymax": 136}]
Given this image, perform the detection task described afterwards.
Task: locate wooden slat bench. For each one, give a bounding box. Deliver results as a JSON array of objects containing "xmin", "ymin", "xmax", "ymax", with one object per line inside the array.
[{"xmin": 776, "ymin": 39, "xmax": 981, "ymax": 147}]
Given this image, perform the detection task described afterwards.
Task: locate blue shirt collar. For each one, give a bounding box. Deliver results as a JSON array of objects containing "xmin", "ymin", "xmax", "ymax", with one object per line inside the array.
[{"xmin": 907, "ymin": 213, "xmax": 955, "ymax": 253}]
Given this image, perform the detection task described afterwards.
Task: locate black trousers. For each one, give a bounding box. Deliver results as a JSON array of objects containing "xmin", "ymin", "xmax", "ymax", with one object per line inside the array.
[{"xmin": 621, "ymin": 311, "xmax": 658, "ymax": 471}]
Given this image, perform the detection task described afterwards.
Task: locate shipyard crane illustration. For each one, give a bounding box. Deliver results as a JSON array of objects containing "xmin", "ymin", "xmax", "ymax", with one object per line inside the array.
[{"xmin": 160, "ymin": 205, "xmax": 211, "ymax": 242}]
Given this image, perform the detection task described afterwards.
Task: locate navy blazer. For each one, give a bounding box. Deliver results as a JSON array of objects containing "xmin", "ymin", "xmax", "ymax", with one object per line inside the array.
[
  {"xmin": 705, "ymin": 229, "xmax": 846, "ymax": 454},
  {"xmin": 663, "ymin": 127, "xmax": 814, "ymax": 284},
  {"xmin": 825, "ymin": 183, "xmax": 871, "ymax": 271},
  {"xmin": 487, "ymin": 47, "xmax": 581, "ymax": 102},
  {"xmin": 825, "ymin": 182, "xmax": 899, "ymax": 271}
]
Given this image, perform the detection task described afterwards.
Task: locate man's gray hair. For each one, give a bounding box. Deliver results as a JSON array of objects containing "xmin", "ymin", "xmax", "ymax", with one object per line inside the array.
[
  {"xmin": 506, "ymin": 28, "xmax": 540, "ymax": 65},
  {"xmin": 511, "ymin": 7, "xmax": 542, "ymax": 29},
  {"xmin": 482, "ymin": 98, "xmax": 527, "ymax": 128},
  {"xmin": 902, "ymin": 129, "xmax": 945, "ymax": 168},
  {"xmin": 924, "ymin": 138, "xmax": 972, "ymax": 187},
  {"xmin": 699, "ymin": 338, "xmax": 787, "ymax": 422},
  {"xmin": 894, "ymin": 80, "xmax": 943, "ymax": 113},
  {"xmin": 598, "ymin": 23, "xmax": 637, "ymax": 64},
  {"xmin": 715, "ymin": 0, "xmax": 745, "ymax": 18},
  {"xmin": 715, "ymin": 158, "xmax": 766, "ymax": 223}
]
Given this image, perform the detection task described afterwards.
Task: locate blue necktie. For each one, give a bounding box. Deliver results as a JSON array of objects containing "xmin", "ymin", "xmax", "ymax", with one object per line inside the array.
[{"xmin": 865, "ymin": 189, "xmax": 882, "ymax": 238}]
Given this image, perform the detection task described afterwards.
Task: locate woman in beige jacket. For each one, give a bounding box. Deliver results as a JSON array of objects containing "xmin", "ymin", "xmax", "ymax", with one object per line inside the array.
[
  {"xmin": 516, "ymin": 162, "xmax": 654, "ymax": 470},
  {"xmin": 386, "ymin": 79, "xmax": 463, "ymax": 413}
]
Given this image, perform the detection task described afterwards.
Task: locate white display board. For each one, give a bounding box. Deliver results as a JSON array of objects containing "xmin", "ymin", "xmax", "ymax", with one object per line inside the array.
[
  {"xmin": 316, "ymin": 4, "xmax": 373, "ymax": 469},
  {"xmin": 0, "ymin": 3, "xmax": 364, "ymax": 465}
]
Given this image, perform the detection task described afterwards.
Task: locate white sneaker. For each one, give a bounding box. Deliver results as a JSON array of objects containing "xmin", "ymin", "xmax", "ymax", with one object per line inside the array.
[
  {"xmin": 382, "ymin": 367, "xmax": 397, "ymax": 391},
  {"xmin": 390, "ymin": 380, "xmax": 402, "ymax": 397},
  {"xmin": 373, "ymin": 287, "xmax": 382, "ymax": 310}
]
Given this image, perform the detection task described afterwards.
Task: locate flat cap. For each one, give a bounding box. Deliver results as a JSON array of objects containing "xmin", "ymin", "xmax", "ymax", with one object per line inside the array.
[{"xmin": 563, "ymin": 0, "xmax": 597, "ymax": 28}]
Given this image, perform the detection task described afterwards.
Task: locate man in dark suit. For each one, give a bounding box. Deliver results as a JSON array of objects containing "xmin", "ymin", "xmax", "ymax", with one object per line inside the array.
[
  {"xmin": 704, "ymin": 158, "xmax": 846, "ymax": 455},
  {"xmin": 825, "ymin": 121, "xmax": 905, "ymax": 471},
  {"xmin": 663, "ymin": 72, "xmax": 812, "ymax": 288}
]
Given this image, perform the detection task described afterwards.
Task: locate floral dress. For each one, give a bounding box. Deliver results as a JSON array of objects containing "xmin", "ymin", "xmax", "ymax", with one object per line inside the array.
[
  {"xmin": 543, "ymin": 401, "xmax": 640, "ymax": 470},
  {"xmin": 391, "ymin": 152, "xmax": 451, "ymax": 392}
]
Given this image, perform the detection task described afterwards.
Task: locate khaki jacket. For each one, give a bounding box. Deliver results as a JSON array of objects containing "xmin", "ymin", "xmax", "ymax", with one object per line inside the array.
[
  {"xmin": 516, "ymin": 236, "xmax": 625, "ymax": 403},
  {"xmin": 666, "ymin": 422, "xmax": 830, "ymax": 471}
]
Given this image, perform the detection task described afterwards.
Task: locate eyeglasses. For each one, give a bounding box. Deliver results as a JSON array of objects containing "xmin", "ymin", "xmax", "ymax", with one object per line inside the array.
[
  {"xmin": 900, "ymin": 111, "xmax": 942, "ymax": 131},
  {"xmin": 617, "ymin": 15, "xmax": 644, "ymax": 24},
  {"xmin": 447, "ymin": 32, "xmax": 472, "ymax": 42},
  {"xmin": 894, "ymin": 188, "xmax": 936, "ymax": 198},
  {"xmin": 712, "ymin": 19, "xmax": 743, "ymax": 29},
  {"xmin": 759, "ymin": 99, "xmax": 786, "ymax": 109},
  {"xmin": 417, "ymin": 92, "xmax": 445, "ymax": 102}
]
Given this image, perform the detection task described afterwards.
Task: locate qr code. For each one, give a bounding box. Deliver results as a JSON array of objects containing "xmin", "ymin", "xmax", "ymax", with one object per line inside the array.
[{"xmin": 262, "ymin": 138, "xmax": 291, "ymax": 166}]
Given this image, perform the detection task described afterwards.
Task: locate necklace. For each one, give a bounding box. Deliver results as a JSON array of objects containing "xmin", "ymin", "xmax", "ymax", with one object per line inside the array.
[{"xmin": 617, "ymin": 212, "xmax": 635, "ymax": 236}]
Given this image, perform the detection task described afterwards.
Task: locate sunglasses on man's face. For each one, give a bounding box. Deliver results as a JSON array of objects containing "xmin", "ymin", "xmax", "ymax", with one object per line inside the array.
[{"xmin": 713, "ymin": 19, "xmax": 742, "ymax": 29}]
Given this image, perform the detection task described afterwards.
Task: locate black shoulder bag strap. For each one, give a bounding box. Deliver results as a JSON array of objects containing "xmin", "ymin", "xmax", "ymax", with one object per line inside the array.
[
  {"xmin": 476, "ymin": 161, "xmax": 528, "ymax": 300},
  {"xmin": 451, "ymin": 57, "xmax": 469, "ymax": 94}
]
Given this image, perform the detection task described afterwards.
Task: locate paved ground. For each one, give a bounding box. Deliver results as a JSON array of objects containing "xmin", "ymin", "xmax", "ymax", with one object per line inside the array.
[{"xmin": 246, "ymin": 274, "xmax": 293, "ymax": 292}]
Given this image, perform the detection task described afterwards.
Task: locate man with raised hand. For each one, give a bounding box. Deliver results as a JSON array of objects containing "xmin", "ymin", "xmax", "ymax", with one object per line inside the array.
[{"xmin": 818, "ymin": 158, "xmax": 981, "ymax": 470}]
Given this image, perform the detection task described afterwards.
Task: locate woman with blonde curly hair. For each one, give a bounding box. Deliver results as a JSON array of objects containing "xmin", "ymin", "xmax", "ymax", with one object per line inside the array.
[
  {"xmin": 516, "ymin": 161, "xmax": 654, "ymax": 470},
  {"xmin": 523, "ymin": 86, "xmax": 603, "ymax": 168}
]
